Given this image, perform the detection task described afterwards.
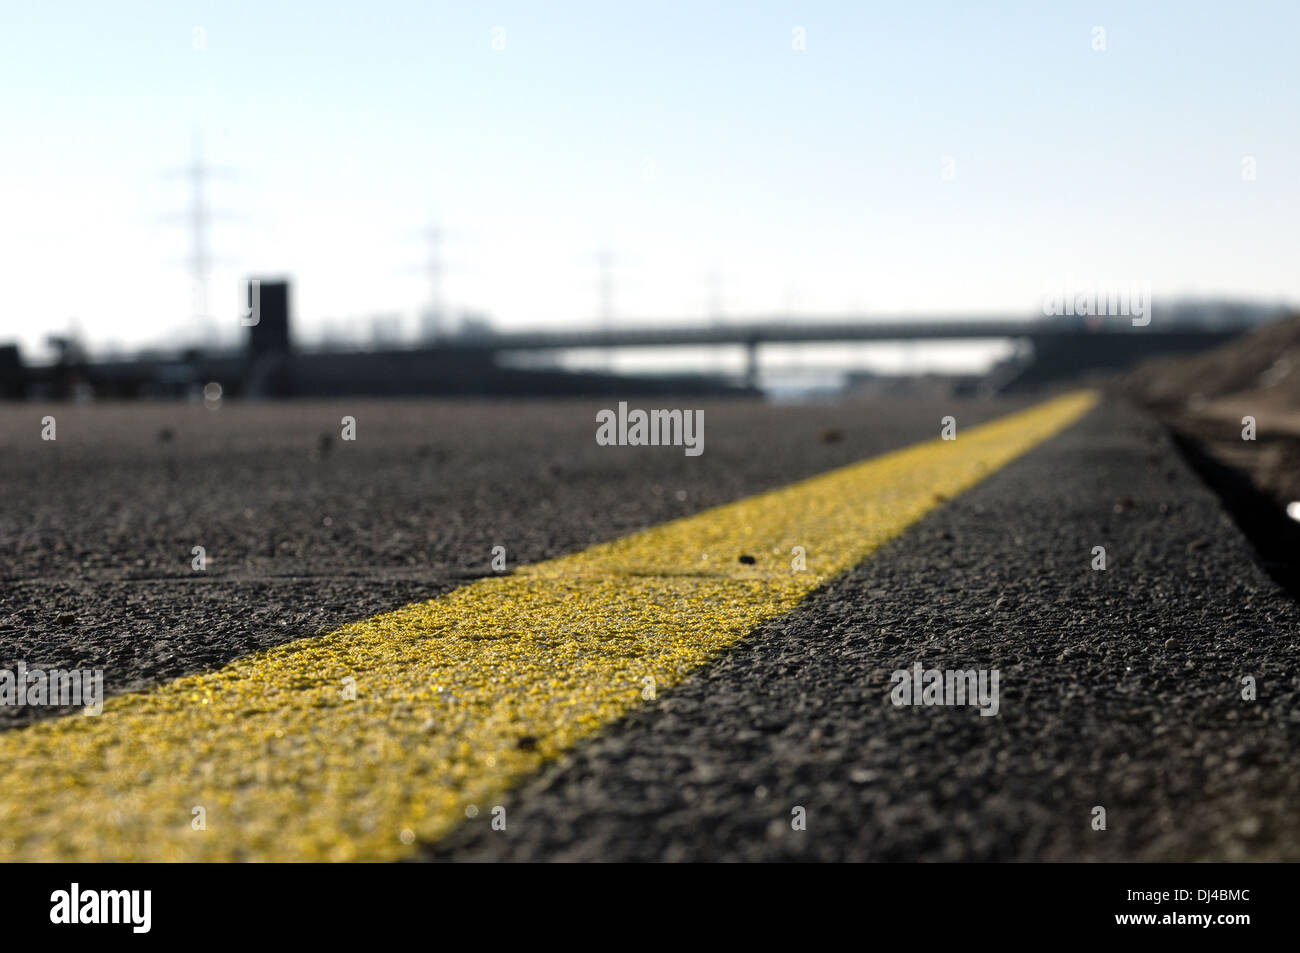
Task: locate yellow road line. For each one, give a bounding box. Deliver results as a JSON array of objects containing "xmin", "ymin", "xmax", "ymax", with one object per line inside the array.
[{"xmin": 0, "ymin": 392, "xmax": 1097, "ymax": 861}]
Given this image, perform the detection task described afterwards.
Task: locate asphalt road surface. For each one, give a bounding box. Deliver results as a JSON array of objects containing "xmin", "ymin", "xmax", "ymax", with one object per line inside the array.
[
  {"xmin": 0, "ymin": 395, "xmax": 1029, "ymax": 724},
  {"xmin": 2, "ymin": 393, "xmax": 1297, "ymax": 861}
]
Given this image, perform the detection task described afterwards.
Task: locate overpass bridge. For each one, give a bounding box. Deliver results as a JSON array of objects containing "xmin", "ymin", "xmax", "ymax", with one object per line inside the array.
[
  {"xmin": 4, "ymin": 309, "xmax": 1258, "ymax": 400},
  {"xmin": 470, "ymin": 316, "xmax": 1246, "ymax": 389}
]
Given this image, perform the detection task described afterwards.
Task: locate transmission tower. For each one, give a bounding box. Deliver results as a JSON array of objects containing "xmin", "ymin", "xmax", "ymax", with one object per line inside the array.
[
  {"xmin": 421, "ymin": 223, "xmax": 446, "ymax": 341},
  {"xmin": 596, "ymin": 246, "xmax": 616, "ymax": 369},
  {"xmin": 597, "ymin": 247, "xmax": 615, "ymax": 333},
  {"xmin": 166, "ymin": 133, "xmax": 235, "ymax": 346},
  {"xmin": 707, "ymin": 269, "xmax": 725, "ymax": 373}
]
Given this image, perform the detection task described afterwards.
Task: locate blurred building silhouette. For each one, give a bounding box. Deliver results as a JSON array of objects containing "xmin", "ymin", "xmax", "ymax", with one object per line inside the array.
[
  {"xmin": 0, "ymin": 278, "xmax": 754, "ymax": 400},
  {"xmin": 0, "ymin": 345, "xmax": 24, "ymax": 399},
  {"xmin": 248, "ymin": 281, "xmax": 291, "ymax": 358},
  {"xmin": 245, "ymin": 280, "xmax": 293, "ymax": 397},
  {"xmin": 0, "ymin": 287, "xmax": 1287, "ymax": 401}
]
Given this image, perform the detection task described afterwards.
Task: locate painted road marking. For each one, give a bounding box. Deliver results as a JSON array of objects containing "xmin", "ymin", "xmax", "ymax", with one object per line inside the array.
[{"xmin": 0, "ymin": 391, "xmax": 1097, "ymax": 860}]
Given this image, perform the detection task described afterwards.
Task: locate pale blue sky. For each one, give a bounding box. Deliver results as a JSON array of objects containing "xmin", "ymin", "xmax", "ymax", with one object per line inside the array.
[{"xmin": 2, "ymin": 1, "xmax": 1297, "ymax": 360}]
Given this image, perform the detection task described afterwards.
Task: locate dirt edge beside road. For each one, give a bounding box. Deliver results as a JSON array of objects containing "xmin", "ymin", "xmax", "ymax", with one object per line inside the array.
[{"xmin": 1123, "ymin": 312, "xmax": 1300, "ymax": 598}]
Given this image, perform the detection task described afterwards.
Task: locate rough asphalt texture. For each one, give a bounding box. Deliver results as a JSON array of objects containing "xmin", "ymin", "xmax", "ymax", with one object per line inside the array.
[
  {"xmin": 0, "ymin": 396, "xmax": 1026, "ymax": 726},
  {"xmin": 426, "ymin": 399, "xmax": 1300, "ymax": 862},
  {"xmin": 3, "ymin": 395, "xmax": 1297, "ymax": 862}
]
